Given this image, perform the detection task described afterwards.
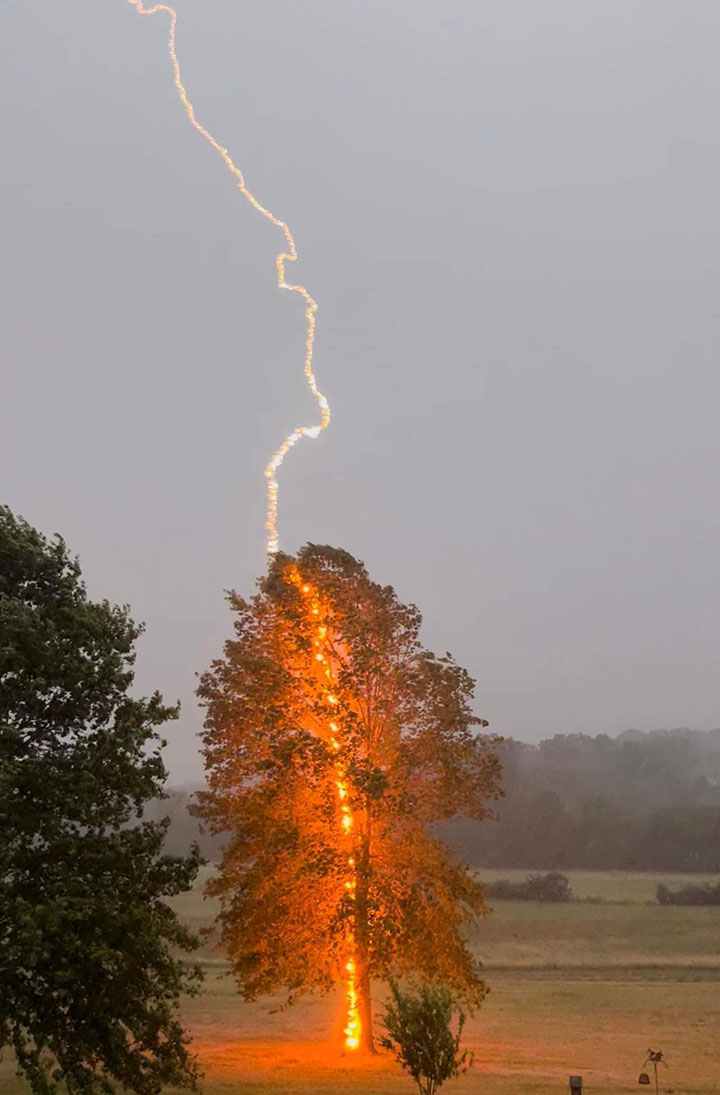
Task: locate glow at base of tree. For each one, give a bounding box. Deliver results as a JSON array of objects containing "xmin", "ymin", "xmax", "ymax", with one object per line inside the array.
[
  {"xmin": 126, "ymin": 1, "xmax": 331, "ymax": 556},
  {"xmin": 292, "ymin": 571, "xmax": 361, "ymax": 1051}
]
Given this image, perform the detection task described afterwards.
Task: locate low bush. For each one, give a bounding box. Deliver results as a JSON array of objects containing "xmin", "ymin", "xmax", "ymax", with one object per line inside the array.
[
  {"xmin": 485, "ymin": 872, "xmax": 572, "ymax": 902},
  {"xmin": 656, "ymin": 881, "xmax": 720, "ymax": 905},
  {"xmin": 380, "ymin": 982, "xmax": 473, "ymax": 1095}
]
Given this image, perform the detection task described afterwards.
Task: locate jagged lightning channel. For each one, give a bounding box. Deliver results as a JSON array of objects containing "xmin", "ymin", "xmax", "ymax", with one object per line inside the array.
[{"xmin": 127, "ymin": 2, "xmax": 330, "ymax": 555}]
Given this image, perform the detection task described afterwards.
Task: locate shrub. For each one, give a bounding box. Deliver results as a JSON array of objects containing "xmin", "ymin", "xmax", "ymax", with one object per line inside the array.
[
  {"xmin": 380, "ymin": 982, "xmax": 473, "ymax": 1095},
  {"xmin": 656, "ymin": 881, "xmax": 720, "ymax": 906},
  {"xmin": 485, "ymin": 871, "xmax": 572, "ymax": 902}
]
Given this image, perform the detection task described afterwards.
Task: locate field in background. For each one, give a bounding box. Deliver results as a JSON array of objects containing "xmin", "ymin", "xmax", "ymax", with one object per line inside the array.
[{"xmin": 2, "ymin": 870, "xmax": 718, "ymax": 1095}]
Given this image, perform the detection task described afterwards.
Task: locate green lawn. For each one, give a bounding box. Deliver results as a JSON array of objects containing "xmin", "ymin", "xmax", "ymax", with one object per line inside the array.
[{"xmin": 3, "ymin": 870, "xmax": 719, "ymax": 1095}]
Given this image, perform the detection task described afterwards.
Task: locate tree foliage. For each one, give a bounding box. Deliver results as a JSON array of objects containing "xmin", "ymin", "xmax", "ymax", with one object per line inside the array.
[
  {"xmin": 0, "ymin": 506, "xmax": 202, "ymax": 1095},
  {"xmin": 380, "ymin": 981, "xmax": 473, "ymax": 1095},
  {"xmin": 197, "ymin": 544, "xmax": 501, "ymax": 1049}
]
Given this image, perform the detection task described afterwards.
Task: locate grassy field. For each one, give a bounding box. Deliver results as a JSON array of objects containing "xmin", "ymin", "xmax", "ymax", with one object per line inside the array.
[{"xmin": 2, "ymin": 869, "xmax": 719, "ymax": 1095}]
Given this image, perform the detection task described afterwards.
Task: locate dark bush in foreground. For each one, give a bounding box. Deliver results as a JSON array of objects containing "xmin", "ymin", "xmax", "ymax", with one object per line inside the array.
[
  {"xmin": 485, "ymin": 871, "xmax": 572, "ymax": 902},
  {"xmin": 656, "ymin": 881, "xmax": 720, "ymax": 905}
]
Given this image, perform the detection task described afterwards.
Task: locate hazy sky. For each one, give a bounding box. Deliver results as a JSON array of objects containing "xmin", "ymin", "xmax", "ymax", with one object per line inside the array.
[{"xmin": 2, "ymin": 0, "xmax": 720, "ymax": 782}]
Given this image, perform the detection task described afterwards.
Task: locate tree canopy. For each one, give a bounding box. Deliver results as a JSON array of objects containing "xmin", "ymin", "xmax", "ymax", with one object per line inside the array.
[
  {"xmin": 197, "ymin": 544, "xmax": 501, "ymax": 1051},
  {"xmin": 0, "ymin": 506, "xmax": 202, "ymax": 1095}
]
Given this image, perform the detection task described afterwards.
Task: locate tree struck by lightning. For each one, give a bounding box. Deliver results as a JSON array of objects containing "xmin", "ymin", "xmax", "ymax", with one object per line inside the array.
[{"xmin": 196, "ymin": 545, "xmax": 501, "ymax": 1053}]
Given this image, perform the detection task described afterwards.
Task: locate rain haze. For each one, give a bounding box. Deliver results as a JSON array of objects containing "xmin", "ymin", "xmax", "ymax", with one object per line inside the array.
[{"xmin": 2, "ymin": 0, "xmax": 719, "ymax": 783}]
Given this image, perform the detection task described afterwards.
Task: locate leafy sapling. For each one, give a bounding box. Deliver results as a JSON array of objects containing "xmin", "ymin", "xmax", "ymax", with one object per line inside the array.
[{"xmin": 380, "ymin": 981, "xmax": 474, "ymax": 1095}]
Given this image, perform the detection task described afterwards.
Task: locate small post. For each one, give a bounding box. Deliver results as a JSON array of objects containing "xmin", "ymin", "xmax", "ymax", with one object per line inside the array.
[{"xmin": 569, "ymin": 1076, "xmax": 583, "ymax": 1095}]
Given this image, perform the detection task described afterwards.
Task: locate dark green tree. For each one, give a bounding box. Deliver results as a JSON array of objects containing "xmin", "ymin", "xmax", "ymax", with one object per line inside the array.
[
  {"xmin": 0, "ymin": 506, "xmax": 202, "ymax": 1095},
  {"xmin": 380, "ymin": 981, "xmax": 473, "ymax": 1095}
]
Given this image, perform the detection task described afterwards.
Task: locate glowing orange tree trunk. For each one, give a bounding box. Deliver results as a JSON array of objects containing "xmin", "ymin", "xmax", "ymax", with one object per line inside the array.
[
  {"xmin": 289, "ymin": 570, "xmax": 370, "ymax": 1051},
  {"xmin": 353, "ymin": 834, "xmax": 376, "ymax": 1053}
]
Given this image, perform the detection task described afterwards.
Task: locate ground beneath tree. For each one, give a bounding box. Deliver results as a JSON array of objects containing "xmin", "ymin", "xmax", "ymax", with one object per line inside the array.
[
  {"xmin": 3, "ymin": 870, "xmax": 718, "ymax": 1095},
  {"xmin": 178, "ymin": 969, "xmax": 719, "ymax": 1095}
]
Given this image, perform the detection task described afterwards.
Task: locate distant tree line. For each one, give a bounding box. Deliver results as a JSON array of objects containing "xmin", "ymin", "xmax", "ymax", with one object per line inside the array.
[
  {"xmin": 445, "ymin": 729, "xmax": 720, "ymax": 871},
  {"xmin": 156, "ymin": 727, "xmax": 720, "ymax": 872},
  {"xmin": 144, "ymin": 788, "xmax": 222, "ymax": 862}
]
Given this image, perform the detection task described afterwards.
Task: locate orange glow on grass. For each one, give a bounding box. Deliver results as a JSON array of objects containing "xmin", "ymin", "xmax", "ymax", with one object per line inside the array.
[{"xmin": 127, "ymin": 2, "xmax": 330, "ymax": 556}]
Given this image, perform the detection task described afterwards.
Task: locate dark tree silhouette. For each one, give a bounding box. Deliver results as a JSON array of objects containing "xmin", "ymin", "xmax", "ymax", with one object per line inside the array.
[{"xmin": 0, "ymin": 507, "xmax": 202, "ymax": 1095}]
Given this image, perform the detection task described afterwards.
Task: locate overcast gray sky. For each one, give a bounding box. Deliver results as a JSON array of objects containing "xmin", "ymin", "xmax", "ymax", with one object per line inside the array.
[{"xmin": 2, "ymin": 0, "xmax": 720, "ymax": 781}]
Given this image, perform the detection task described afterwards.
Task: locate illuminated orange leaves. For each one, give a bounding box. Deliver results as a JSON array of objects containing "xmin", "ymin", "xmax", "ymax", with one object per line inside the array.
[{"xmin": 197, "ymin": 544, "xmax": 502, "ymax": 1041}]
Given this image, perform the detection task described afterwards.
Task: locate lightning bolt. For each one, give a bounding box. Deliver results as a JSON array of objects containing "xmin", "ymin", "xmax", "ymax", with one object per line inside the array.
[{"xmin": 127, "ymin": 2, "xmax": 330, "ymax": 555}]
